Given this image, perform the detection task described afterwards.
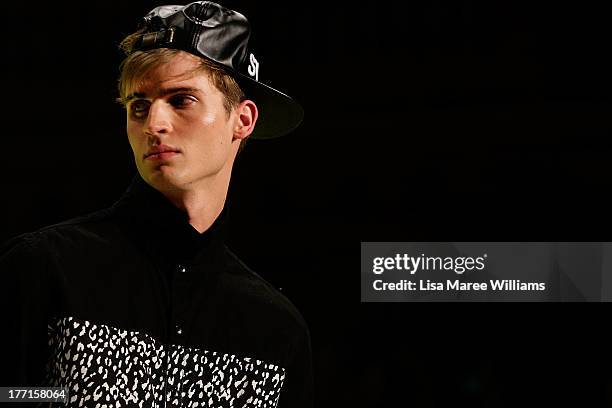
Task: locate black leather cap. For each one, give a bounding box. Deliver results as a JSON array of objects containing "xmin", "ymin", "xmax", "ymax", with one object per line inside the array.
[{"xmin": 131, "ymin": 1, "xmax": 303, "ymax": 139}]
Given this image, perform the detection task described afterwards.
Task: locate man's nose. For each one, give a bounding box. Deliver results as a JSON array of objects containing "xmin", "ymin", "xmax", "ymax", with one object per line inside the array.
[{"xmin": 144, "ymin": 101, "xmax": 172, "ymax": 136}]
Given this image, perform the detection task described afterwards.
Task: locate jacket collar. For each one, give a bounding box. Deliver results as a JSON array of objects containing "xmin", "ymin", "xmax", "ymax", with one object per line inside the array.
[{"xmin": 110, "ymin": 173, "xmax": 228, "ymax": 266}]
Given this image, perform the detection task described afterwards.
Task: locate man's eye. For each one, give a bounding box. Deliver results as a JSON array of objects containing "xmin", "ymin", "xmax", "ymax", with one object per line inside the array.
[
  {"xmin": 170, "ymin": 95, "xmax": 196, "ymax": 107},
  {"xmin": 129, "ymin": 101, "xmax": 149, "ymax": 117}
]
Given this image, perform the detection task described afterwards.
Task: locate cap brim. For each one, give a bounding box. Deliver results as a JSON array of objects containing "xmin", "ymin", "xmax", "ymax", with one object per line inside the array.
[{"xmin": 235, "ymin": 74, "xmax": 304, "ymax": 139}]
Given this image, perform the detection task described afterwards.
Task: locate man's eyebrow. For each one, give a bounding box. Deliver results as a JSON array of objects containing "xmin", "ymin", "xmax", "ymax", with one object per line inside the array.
[{"xmin": 124, "ymin": 87, "xmax": 202, "ymax": 102}]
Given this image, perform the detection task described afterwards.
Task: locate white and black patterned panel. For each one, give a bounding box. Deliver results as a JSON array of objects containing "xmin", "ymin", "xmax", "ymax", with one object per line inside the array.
[
  {"xmin": 46, "ymin": 317, "xmax": 165, "ymax": 407},
  {"xmin": 45, "ymin": 317, "xmax": 286, "ymax": 407},
  {"xmin": 169, "ymin": 345, "xmax": 286, "ymax": 407}
]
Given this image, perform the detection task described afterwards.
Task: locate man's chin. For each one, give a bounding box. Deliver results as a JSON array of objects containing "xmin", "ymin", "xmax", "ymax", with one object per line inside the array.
[{"xmin": 142, "ymin": 168, "xmax": 186, "ymax": 192}]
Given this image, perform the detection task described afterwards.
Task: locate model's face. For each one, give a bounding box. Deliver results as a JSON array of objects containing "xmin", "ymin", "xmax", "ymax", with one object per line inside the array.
[{"xmin": 125, "ymin": 52, "xmax": 240, "ymax": 192}]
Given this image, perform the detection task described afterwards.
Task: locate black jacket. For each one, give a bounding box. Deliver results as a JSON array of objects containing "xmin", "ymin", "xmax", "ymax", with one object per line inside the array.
[{"xmin": 0, "ymin": 175, "xmax": 313, "ymax": 407}]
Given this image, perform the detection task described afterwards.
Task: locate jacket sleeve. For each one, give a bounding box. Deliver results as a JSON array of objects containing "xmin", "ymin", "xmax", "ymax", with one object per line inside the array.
[
  {"xmin": 278, "ymin": 321, "xmax": 314, "ymax": 408},
  {"xmin": 0, "ymin": 234, "xmax": 54, "ymax": 387}
]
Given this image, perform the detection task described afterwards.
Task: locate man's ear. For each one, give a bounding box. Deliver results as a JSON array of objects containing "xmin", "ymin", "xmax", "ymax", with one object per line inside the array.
[{"xmin": 232, "ymin": 100, "xmax": 258, "ymax": 142}]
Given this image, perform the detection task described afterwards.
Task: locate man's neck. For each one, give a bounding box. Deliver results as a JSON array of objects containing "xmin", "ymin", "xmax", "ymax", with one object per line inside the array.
[
  {"xmin": 152, "ymin": 171, "xmax": 231, "ymax": 234},
  {"xmin": 146, "ymin": 146, "xmax": 240, "ymax": 234},
  {"xmin": 168, "ymin": 188, "xmax": 226, "ymax": 234}
]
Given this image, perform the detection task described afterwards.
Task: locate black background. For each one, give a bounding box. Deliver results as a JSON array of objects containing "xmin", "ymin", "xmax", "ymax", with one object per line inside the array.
[{"xmin": 2, "ymin": 1, "xmax": 612, "ymax": 406}]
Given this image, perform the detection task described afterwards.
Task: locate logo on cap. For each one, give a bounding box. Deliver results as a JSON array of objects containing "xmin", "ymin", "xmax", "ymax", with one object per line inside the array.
[{"xmin": 248, "ymin": 53, "xmax": 260, "ymax": 82}]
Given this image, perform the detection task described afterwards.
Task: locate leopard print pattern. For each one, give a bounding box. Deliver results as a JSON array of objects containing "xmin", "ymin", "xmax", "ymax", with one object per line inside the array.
[{"xmin": 45, "ymin": 317, "xmax": 286, "ymax": 407}]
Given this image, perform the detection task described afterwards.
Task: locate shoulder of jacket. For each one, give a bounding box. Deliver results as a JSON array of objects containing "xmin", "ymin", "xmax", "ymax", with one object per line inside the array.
[
  {"xmin": 2, "ymin": 207, "xmax": 117, "ymax": 253},
  {"xmin": 223, "ymin": 245, "xmax": 310, "ymax": 334},
  {"xmin": 36, "ymin": 207, "xmax": 114, "ymax": 233}
]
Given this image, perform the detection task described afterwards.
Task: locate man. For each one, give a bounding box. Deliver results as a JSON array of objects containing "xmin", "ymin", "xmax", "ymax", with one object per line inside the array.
[{"xmin": 0, "ymin": 2, "xmax": 312, "ymax": 407}]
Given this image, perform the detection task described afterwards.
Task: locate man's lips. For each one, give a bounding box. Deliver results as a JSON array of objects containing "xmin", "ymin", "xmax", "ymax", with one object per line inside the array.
[{"xmin": 144, "ymin": 145, "xmax": 181, "ymax": 160}]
